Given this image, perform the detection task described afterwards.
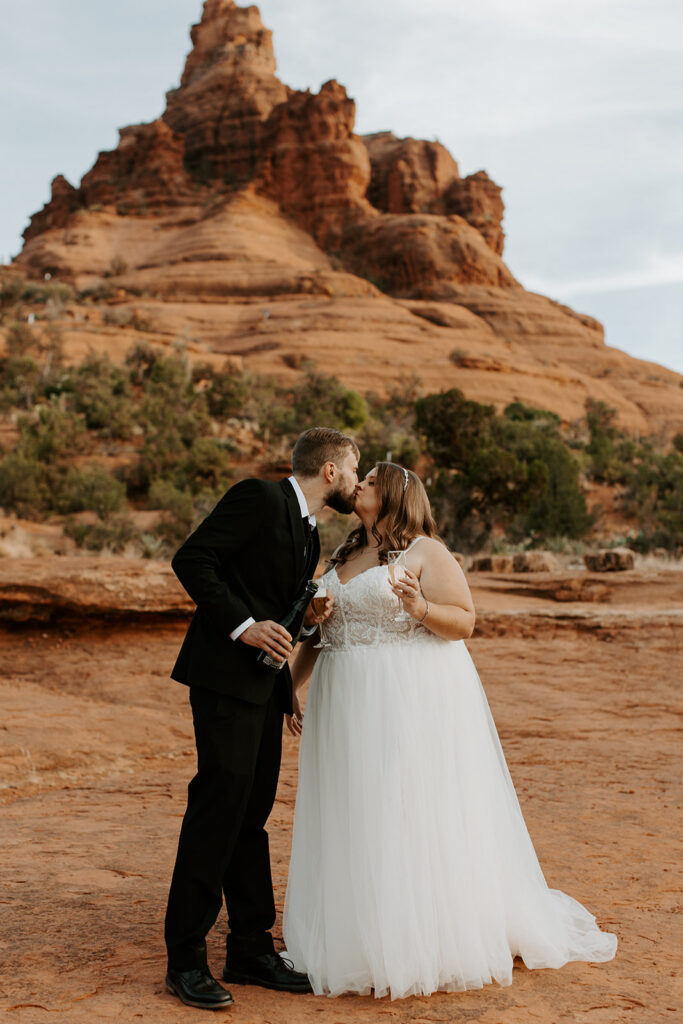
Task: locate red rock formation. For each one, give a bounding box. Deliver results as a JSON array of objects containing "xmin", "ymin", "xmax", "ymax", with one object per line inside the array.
[
  {"xmin": 443, "ymin": 171, "xmax": 505, "ymax": 255},
  {"xmin": 21, "ymin": 0, "xmax": 504, "ymax": 281},
  {"xmin": 363, "ymin": 135, "xmax": 504, "ymax": 255},
  {"xmin": 163, "ymin": 0, "xmax": 288, "ymax": 184},
  {"xmin": 24, "ymin": 121, "xmax": 192, "ymax": 245},
  {"xmin": 257, "ymin": 80, "xmax": 373, "ymax": 248},
  {"xmin": 363, "ymin": 131, "xmax": 460, "ymax": 215},
  {"xmin": 23, "ymin": 175, "xmax": 83, "ymax": 243},
  {"xmin": 341, "ymin": 212, "xmax": 517, "ymax": 295},
  {"xmin": 80, "ymin": 120, "xmax": 190, "ymax": 211},
  {"xmin": 12, "ymin": 0, "xmax": 683, "ymax": 439}
]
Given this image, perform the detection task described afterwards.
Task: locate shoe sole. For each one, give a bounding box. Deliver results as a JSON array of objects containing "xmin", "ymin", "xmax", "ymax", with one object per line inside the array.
[
  {"xmin": 165, "ymin": 978, "xmax": 234, "ymax": 1009},
  {"xmin": 222, "ymin": 970, "xmax": 311, "ymax": 994}
]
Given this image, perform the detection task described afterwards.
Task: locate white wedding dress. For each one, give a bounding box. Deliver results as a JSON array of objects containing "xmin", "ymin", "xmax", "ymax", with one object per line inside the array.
[{"xmin": 283, "ymin": 541, "xmax": 617, "ymax": 999}]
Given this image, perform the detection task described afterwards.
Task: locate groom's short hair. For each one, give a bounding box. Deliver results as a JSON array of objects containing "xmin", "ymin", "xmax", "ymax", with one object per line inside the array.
[{"xmin": 291, "ymin": 427, "xmax": 359, "ymax": 478}]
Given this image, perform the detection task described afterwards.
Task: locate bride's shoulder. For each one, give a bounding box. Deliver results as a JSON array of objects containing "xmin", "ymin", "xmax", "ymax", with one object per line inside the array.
[
  {"xmin": 413, "ymin": 536, "xmax": 464, "ymax": 571},
  {"xmin": 410, "ymin": 535, "xmax": 444, "ymax": 555}
]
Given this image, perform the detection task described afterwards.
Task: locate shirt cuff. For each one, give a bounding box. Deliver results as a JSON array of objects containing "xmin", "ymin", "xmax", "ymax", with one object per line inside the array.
[
  {"xmin": 230, "ymin": 616, "xmax": 255, "ymax": 641},
  {"xmin": 301, "ymin": 625, "xmax": 317, "ymax": 638}
]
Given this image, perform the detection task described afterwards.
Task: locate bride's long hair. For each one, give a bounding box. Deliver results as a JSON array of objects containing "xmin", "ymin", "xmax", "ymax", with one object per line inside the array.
[{"xmin": 330, "ymin": 461, "xmax": 440, "ymax": 567}]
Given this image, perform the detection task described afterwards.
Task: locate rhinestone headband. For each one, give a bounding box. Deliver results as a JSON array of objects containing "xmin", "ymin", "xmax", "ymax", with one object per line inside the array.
[{"xmin": 402, "ymin": 468, "xmax": 409, "ymax": 493}]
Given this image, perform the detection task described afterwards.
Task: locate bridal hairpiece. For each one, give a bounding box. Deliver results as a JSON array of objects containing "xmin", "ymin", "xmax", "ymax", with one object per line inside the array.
[{"xmin": 402, "ymin": 468, "xmax": 409, "ymax": 493}]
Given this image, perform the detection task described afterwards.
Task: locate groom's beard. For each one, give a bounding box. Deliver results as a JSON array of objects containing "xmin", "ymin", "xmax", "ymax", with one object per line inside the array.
[{"xmin": 326, "ymin": 483, "xmax": 357, "ymax": 515}]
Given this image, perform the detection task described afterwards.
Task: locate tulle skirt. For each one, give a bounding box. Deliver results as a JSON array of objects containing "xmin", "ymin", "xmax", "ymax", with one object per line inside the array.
[{"xmin": 283, "ymin": 637, "xmax": 617, "ymax": 999}]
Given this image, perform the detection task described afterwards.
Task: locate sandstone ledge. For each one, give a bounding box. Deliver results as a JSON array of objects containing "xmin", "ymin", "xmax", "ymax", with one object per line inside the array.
[
  {"xmin": 0, "ymin": 557, "xmax": 192, "ymax": 622},
  {"xmin": 1, "ymin": 559, "xmax": 681, "ymax": 637}
]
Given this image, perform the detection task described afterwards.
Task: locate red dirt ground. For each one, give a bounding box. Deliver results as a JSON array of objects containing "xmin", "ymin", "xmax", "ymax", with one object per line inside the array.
[{"xmin": 1, "ymin": 568, "xmax": 681, "ymax": 1023}]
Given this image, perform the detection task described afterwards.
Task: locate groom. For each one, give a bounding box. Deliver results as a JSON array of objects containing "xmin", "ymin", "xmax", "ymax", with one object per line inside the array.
[{"xmin": 164, "ymin": 427, "xmax": 360, "ymax": 1010}]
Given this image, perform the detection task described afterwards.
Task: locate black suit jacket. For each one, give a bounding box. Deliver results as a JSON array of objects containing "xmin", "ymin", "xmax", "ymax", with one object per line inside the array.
[{"xmin": 170, "ymin": 477, "xmax": 320, "ymax": 713}]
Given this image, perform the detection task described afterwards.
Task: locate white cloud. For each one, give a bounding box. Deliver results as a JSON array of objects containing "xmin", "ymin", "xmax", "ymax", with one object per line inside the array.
[{"xmin": 521, "ymin": 253, "xmax": 683, "ymax": 298}]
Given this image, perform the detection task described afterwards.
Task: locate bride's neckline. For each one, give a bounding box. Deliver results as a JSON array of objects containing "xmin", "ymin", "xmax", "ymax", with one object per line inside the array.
[
  {"xmin": 332, "ymin": 563, "xmax": 385, "ymax": 587},
  {"xmin": 332, "ymin": 536, "xmax": 426, "ymax": 587}
]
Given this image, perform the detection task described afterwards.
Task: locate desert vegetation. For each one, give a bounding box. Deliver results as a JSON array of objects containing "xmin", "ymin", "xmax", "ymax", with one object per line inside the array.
[{"xmin": 0, "ymin": 295, "xmax": 681, "ymax": 557}]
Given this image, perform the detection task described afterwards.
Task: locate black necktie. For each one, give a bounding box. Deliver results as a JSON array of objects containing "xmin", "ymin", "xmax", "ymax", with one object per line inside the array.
[{"xmin": 303, "ymin": 517, "xmax": 313, "ymax": 561}]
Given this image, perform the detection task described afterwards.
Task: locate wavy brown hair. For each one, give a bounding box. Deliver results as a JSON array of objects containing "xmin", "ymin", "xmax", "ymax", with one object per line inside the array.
[{"xmin": 330, "ymin": 462, "xmax": 440, "ymax": 567}]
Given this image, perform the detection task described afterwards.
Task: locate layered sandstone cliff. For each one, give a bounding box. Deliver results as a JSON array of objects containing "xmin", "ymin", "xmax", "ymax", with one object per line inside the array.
[{"xmin": 13, "ymin": 0, "xmax": 683, "ymax": 435}]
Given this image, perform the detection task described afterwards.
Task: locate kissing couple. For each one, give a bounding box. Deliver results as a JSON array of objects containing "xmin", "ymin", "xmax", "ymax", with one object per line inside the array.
[{"xmin": 163, "ymin": 427, "xmax": 617, "ymax": 1008}]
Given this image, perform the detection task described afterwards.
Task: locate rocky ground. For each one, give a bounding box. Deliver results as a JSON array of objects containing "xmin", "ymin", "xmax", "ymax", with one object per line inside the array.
[{"xmin": 0, "ymin": 559, "xmax": 681, "ymax": 1023}]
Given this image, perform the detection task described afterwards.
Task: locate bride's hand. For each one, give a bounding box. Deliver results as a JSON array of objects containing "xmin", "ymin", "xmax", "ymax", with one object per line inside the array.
[
  {"xmin": 285, "ymin": 689, "xmax": 304, "ymax": 737},
  {"xmin": 304, "ymin": 594, "xmax": 334, "ymax": 628},
  {"xmin": 390, "ymin": 568, "xmax": 427, "ymax": 619}
]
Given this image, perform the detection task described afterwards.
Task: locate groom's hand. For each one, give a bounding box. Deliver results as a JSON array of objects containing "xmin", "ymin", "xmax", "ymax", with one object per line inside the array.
[
  {"xmin": 286, "ymin": 690, "xmax": 304, "ymax": 736},
  {"xmin": 304, "ymin": 595, "xmax": 334, "ymax": 628},
  {"xmin": 239, "ymin": 620, "xmax": 293, "ymax": 663}
]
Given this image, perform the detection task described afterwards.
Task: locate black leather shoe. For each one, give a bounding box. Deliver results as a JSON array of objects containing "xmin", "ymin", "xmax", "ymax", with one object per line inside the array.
[
  {"xmin": 165, "ymin": 968, "xmax": 234, "ymax": 1009},
  {"xmin": 222, "ymin": 952, "xmax": 312, "ymax": 993}
]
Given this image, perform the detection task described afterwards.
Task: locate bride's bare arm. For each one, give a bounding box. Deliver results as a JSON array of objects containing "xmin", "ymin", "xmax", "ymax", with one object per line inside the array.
[
  {"xmin": 285, "ymin": 636, "xmax": 322, "ymax": 737},
  {"xmin": 393, "ymin": 538, "xmax": 475, "ymax": 641},
  {"xmin": 291, "ymin": 635, "xmax": 322, "ymax": 693}
]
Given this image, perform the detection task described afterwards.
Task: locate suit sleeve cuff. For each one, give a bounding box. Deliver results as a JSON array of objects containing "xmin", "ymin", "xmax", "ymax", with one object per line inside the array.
[{"xmin": 230, "ymin": 616, "xmax": 255, "ymax": 641}]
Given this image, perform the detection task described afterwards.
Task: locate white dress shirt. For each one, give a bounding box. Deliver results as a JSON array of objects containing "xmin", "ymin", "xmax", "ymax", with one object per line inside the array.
[{"xmin": 230, "ymin": 476, "xmax": 316, "ymax": 641}]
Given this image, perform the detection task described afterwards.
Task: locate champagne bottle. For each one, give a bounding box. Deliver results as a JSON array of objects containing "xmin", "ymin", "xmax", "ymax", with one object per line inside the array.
[{"xmin": 257, "ymin": 580, "xmax": 319, "ymax": 671}]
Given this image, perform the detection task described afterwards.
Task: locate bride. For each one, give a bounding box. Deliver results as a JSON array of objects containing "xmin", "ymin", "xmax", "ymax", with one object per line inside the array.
[{"xmin": 282, "ymin": 461, "xmax": 617, "ymax": 1000}]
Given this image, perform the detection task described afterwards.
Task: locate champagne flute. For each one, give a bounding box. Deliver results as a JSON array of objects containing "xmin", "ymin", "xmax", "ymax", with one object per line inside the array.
[
  {"xmin": 387, "ymin": 550, "xmax": 411, "ymax": 620},
  {"xmin": 313, "ymin": 583, "xmax": 331, "ymax": 648}
]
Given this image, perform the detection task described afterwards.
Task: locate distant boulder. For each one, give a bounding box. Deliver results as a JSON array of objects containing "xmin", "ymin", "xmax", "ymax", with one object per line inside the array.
[
  {"xmin": 512, "ymin": 551, "xmax": 561, "ymax": 572},
  {"xmin": 470, "ymin": 555, "xmax": 514, "ymax": 572},
  {"xmin": 583, "ymin": 548, "xmax": 635, "ymax": 572}
]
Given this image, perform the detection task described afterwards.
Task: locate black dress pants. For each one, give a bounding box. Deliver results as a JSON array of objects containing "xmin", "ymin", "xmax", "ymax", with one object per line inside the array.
[{"xmin": 164, "ymin": 684, "xmax": 284, "ymax": 971}]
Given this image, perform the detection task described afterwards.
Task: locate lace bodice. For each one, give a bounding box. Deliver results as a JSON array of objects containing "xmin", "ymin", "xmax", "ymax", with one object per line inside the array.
[{"xmin": 317, "ymin": 561, "xmax": 436, "ymax": 650}]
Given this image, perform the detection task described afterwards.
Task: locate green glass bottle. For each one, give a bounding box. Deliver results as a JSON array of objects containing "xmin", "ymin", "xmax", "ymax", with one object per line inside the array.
[{"xmin": 257, "ymin": 579, "xmax": 319, "ymax": 670}]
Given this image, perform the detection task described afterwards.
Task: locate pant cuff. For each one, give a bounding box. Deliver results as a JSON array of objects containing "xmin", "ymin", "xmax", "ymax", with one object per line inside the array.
[
  {"xmin": 226, "ymin": 931, "xmax": 275, "ymax": 957},
  {"xmin": 167, "ymin": 941, "xmax": 209, "ymax": 972}
]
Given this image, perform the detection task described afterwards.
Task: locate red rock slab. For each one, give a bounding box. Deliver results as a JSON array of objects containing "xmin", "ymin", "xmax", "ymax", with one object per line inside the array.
[{"xmin": 0, "ymin": 557, "xmax": 192, "ymax": 622}]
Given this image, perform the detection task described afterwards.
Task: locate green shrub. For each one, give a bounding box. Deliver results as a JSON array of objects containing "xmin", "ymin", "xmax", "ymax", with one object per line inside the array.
[
  {"xmin": 416, "ymin": 388, "xmax": 495, "ymax": 468},
  {"xmin": 177, "ymin": 437, "xmax": 233, "ymax": 493},
  {"xmin": 65, "ymin": 353, "xmax": 135, "ymax": 437},
  {"xmin": 585, "ymin": 399, "xmax": 632, "ymax": 483},
  {"xmin": 5, "ymin": 323, "xmax": 35, "ymax": 357},
  {"xmin": 0, "ymin": 277, "xmax": 73, "ymax": 314},
  {"xmin": 424, "ymin": 469, "xmax": 485, "ymax": 552},
  {"xmin": 622, "ymin": 448, "xmax": 683, "ymax": 552},
  {"xmin": 78, "ymin": 283, "xmax": 116, "ymax": 302},
  {"xmin": 449, "ymin": 348, "xmax": 469, "ymax": 366},
  {"xmin": 355, "ymin": 420, "xmax": 420, "ymax": 476},
  {"xmin": 123, "ymin": 349, "xmax": 213, "ymax": 493},
  {"xmin": 16, "ymin": 403, "xmax": 86, "ymax": 463},
  {"xmin": 126, "ymin": 427, "xmax": 186, "ymax": 494},
  {"xmin": 148, "ymin": 479, "xmax": 193, "ymax": 523},
  {"xmin": 195, "ymin": 362, "xmax": 249, "ymax": 419},
  {"xmin": 0, "ymin": 323, "xmax": 66, "ymax": 408},
  {"xmin": 53, "ymin": 467, "xmax": 126, "ymax": 519},
  {"xmin": 64, "ymin": 513, "xmax": 135, "ymax": 552},
  {"xmin": 264, "ymin": 368, "xmax": 369, "ymax": 437},
  {"xmin": 504, "ymin": 401, "xmax": 561, "ymax": 427},
  {"xmin": 148, "ymin": 479, "xmax": 195, "ymax": 550},
  {"xmin": 519, "ymin": 438, "xmax": 593, "ymax": 540},
  {"xmin": 106, "ymin": 255, "xmax": 128, "ymax": 277},
  {"xmin": 0, "ymin": 354, "xmax": 42, "ymax": 410},
  {"xmin": 0, "ymin": 453, "xmax": 50, "ymax": 517},
  {"xmin": 103, "ymin": 307, "xmax": 151, "ymax": 331},
  {"xmin": 415, "ymin": 388, "xmax": 591, "ymax": 545}
]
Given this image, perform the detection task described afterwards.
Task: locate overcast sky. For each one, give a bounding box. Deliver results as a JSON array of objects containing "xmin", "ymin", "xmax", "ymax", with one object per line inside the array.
[{"xmin": 2, "ymin": 0, "xmax": 681, "ymax": 371}]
